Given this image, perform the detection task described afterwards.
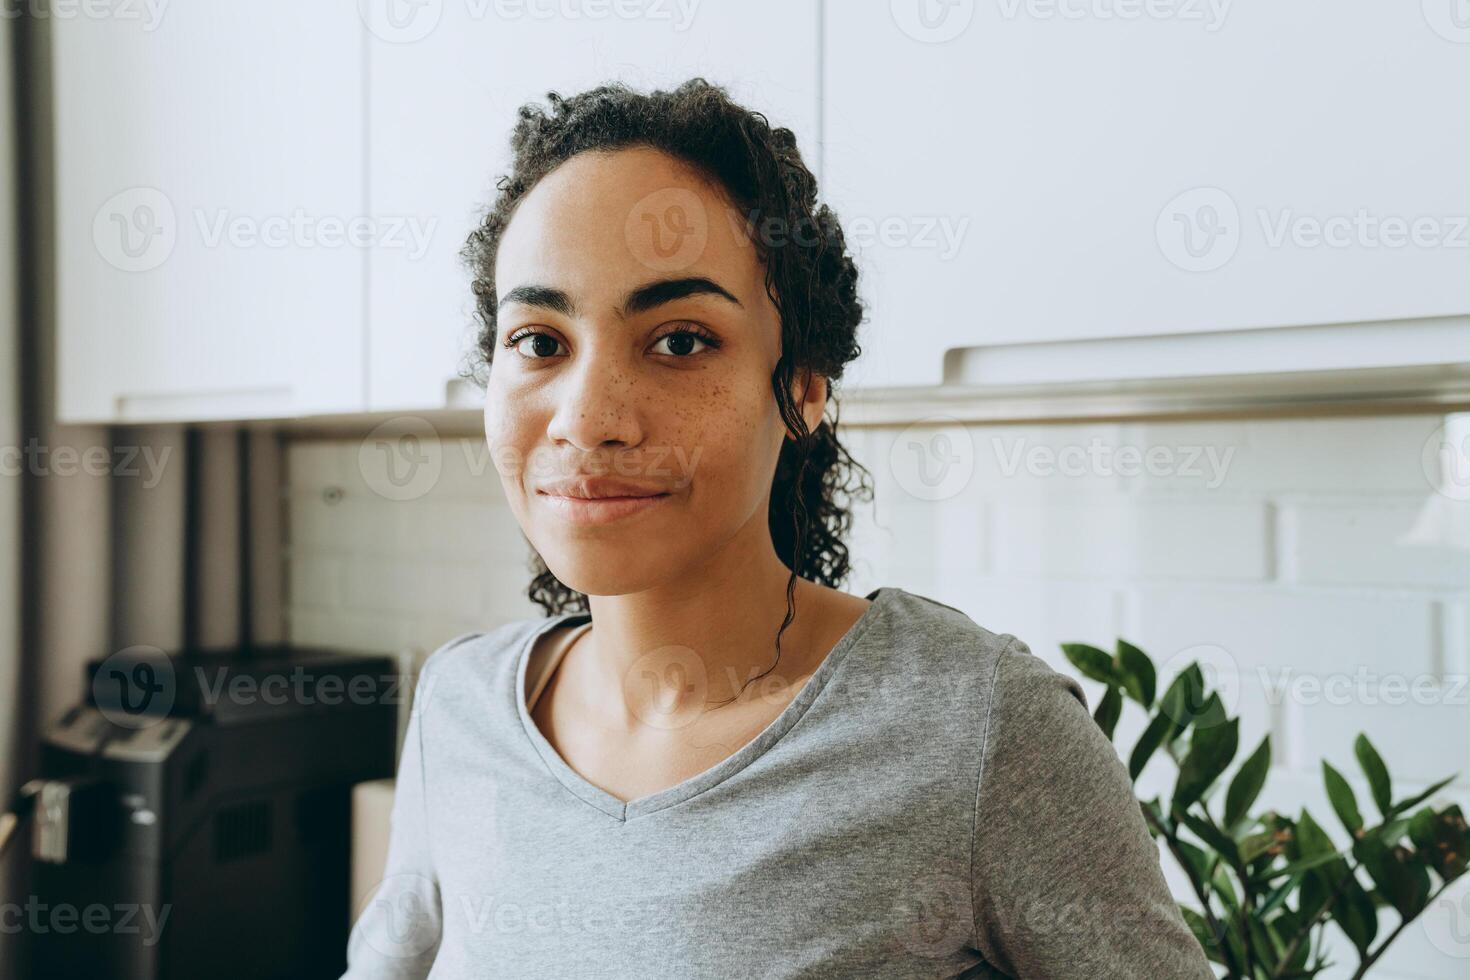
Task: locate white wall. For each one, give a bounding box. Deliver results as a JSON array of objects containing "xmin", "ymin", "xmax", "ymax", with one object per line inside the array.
[{"xmin": 288, "ymin": 410, "xmax": 1470, "ymax": 980}]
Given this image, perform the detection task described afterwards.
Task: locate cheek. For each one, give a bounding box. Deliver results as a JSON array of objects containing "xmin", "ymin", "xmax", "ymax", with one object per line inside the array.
[
  {"xmin": 677, "ymin": 373, "xmax": 783, "ymax": 496},
  {"xmin": 481, "ymin": 380, "xmax": 508, "ymax": 452},
  {"xmin": 482, "ymin": 375, "xmax": 538, "ymax": 486}
]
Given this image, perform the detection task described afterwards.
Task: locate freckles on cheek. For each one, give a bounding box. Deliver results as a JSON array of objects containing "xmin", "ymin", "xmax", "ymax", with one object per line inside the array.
[
  {"xmin": 681, "ymin": 375, "xmax": 776, "ymax": 481},
  {"xmin": 685, "ymin": 376, "xmax": 740, "ymax": 439}
]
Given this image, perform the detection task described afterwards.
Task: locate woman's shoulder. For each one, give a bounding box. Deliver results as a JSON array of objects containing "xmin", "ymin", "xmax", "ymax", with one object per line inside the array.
[
  {"xmin": 867, "ymin": 587, "xmax": 1076, "ymax": 691},
  {"xmin": 849, "ymin": 587, "xmax": 1089, "ymax": 741},
  {"xmin": 403, "ymin": 616, "xmax": 584, "ymax": 732}
]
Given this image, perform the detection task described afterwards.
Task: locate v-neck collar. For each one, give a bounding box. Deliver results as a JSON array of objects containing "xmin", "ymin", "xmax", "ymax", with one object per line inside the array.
[{"xmin": 512, "ymin": 586, "xmax": 894, "ymax": 822}]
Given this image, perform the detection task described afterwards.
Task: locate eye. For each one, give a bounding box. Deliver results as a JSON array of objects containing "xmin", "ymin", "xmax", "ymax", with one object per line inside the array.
[
  {"xmin": 650, "ymin": 324, "xmax": 721, "ymax": 358},
  {"xmin": 504, "ymin": 329, "xmax": 565, "ymax": 359}
]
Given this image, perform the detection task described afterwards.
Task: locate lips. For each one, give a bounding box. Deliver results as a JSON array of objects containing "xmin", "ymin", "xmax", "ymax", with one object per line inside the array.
[
  {"xmin": 535, "ymin": 476, "xmax": 674, "ymax": 526},
  {"xmin": 537, "ymin": 476, "xmax": 671, "ymax": 500}
]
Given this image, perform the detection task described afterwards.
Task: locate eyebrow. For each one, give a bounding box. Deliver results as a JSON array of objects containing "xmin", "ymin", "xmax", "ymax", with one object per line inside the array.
[{"xmin": 496, "ymin": 276, "xmax": 743, "ymax": 318}]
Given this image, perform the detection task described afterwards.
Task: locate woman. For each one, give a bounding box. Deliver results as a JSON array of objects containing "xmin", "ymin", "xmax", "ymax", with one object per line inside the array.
[{"xmin": 344, "ymin": 79, "xmax": 1214, "ymax": 979}]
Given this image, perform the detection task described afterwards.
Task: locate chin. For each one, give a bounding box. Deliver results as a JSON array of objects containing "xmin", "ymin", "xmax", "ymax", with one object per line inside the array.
[{"xmin": 535, "ymin": 540, "xmax": 672, "ymax": 598}]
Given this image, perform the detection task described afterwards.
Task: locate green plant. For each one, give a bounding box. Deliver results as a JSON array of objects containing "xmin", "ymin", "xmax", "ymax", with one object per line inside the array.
[{"xmin": 1062, "ymin": 640, "xmax": 1469, "ymax": 979}]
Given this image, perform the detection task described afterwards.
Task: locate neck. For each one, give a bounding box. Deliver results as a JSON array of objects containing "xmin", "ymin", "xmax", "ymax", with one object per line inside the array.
[{"xmin": 574, "ymin": 520, "xmax": 822, "ymax": 730}]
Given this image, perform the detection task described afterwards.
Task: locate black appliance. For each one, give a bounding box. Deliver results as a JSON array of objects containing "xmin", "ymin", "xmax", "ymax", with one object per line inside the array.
[{"xmin": 28, "ymin": 645, "xmax": 399, "ymax": 979}]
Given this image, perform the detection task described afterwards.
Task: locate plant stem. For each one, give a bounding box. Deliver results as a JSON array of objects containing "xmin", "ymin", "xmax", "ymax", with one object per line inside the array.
[
  {"xmin": 1193, "ymin": 802, "xmax": 1257, "ymax": 972},
  {"xmin": 1347, "ymin": 879, "xmax": 1453, "ymax": 980},
  {"xmin": 1269, "ymin": 854, "xmax": 1361, "ymax": 980},
  {"xmin": 1144, "ymin": 803, "xmax": 1245, "ymax": 980}
]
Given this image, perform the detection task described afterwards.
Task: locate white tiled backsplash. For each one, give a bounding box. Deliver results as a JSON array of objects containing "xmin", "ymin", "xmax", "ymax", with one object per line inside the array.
[{"xmin": 290, "ymin": 412, "xmax": 1469, "ymax": 980}]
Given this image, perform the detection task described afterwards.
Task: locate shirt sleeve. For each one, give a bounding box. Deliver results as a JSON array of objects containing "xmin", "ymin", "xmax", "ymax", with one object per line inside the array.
[
  {"xmin": 342, "ymin": 656, "xmax": 446, "ymax": 979},
  {"xmin": 969, "ymin": 637, "xmax": 1216, "ymax": 979}
]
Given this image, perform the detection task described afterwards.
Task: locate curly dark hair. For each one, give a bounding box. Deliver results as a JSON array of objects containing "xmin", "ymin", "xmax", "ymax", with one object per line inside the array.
[{"xmin": 460, "ymin": 77, "xmax": 873, "ymax": 694}]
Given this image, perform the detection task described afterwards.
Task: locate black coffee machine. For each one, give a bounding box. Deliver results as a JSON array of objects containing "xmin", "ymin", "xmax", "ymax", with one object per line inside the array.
[{"xmin": 25, "ymin": 645, "xmax": 399, "ymax": 979}]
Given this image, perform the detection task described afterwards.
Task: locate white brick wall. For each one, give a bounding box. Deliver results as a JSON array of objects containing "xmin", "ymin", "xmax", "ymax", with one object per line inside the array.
[{"xmin": 289, "ymin": 411, "xmax": 1469, "ymax": 980}]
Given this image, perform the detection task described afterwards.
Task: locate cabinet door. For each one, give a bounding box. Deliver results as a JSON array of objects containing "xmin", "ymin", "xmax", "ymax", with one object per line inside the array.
[
  {"xmin": 365, "ymin": 0, "xmax": 820, "ymax": 412},
  {"xmin": 54, "ymin": 2, "xmax": 364, "ymax": 423},
  {"xmin": 826, "ymin": 3, "xmax": 1470, "ymax": 389}
]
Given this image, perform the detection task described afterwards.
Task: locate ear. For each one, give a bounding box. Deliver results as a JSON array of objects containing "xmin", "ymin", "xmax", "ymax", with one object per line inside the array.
[{"xmin": 785, "ymin": 366, "xmax": 828, "ymax": 440}]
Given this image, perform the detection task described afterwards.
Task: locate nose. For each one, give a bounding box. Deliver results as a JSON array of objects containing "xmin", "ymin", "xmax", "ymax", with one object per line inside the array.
[{"xmin": 544, "ymin": 345, "xmax": 645, "ymax": 452}]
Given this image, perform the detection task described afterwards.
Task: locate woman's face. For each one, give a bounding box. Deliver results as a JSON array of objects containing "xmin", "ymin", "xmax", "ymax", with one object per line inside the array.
[{"xmin": 484, "ymin": 146, "xmax": 822, "ymax": 597}]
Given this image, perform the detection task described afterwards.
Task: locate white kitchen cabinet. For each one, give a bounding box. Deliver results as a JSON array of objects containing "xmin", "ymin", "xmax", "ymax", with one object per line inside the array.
[
  {"xmin": 60, "ymin": 1, "xmax": 1462, "ymax": 421},
  {"xmin": 53, "ymin": 1, "xmax": 365, "ymax": 423},
  {"xmin": 364, "ymin": 0, "xmax": 821, "ymax": 412},
  {"xmin": 825, "ymin": 3, "xmax": 1470, "ymax": 390}
]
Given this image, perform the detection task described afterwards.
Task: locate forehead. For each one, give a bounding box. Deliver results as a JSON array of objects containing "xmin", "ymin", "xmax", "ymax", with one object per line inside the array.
[{"xmin": 494, "ymin": 146, "xmax": 761, "ymax": 299}]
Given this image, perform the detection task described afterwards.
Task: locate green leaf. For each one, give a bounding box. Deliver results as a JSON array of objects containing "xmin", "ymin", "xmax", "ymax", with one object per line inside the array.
[
  {"xmin": 1390, "ymin": 775, "xmax": 1459, "ymax": 816},
  {"xmin": 1375, "ymin": 815, "xmax": 1412, "ymax": 844},
  {"xmin": 1176, "ymin": 838, "xmax": 1213, "ymax": 886},
  {"xmin": 1299, "ymin": 865, "xmax": 1327, "ymax": 921},
  {"xmin": 1115, "ymin": 639, "xmax": 1156, "ymax": 707},
  {"xmin": 1334, "ymin": 869, "xmax": 1381, "ymax": 954},
  {"xmin": 1254, "ymin": 849, "xmax": 1341, "ymax": 885},
  {"xmin": 1406, "ymin": 807, "xmax": 1435, "ymax": 846},
  {"xmin": 1209, "ymin": 859, "xmax": 1239, "ymax": 911},
  {"xmin": 1129, "ymin": 709, "xmax": 1177, "ymax": 781},
  {"xmin": 1266, "ymin": 907, "xmax": 1312, "ymax": 973},
  {"xmin": 1353, "ymin": 835, "xmax": 1432, "ymax": 918},
  {"xmin": 1141, "ymin": 795, "xmax": 1168, "ymax": 830},
  {"xmin": 1354, "ymin": 734, "xmax": 1392, "ymax": 818},
  {"xmin": 1225, "ymin": 735, "xmax": 1271, "ymax": 830},
  {"xmin": 1175, "ymin": 805, "xmax": 1241, "ymax": 865},
  {"xmin": 1217, "ymin": 904, "xmax": 1248, "ymax": 970},
  {"xmin": 1239, "ymin": 830, "xmax": 1277, "ymax": 864},
  {"xmin": 1158, "ymin": 664, "xmax": 1209, "ymax": 735},
  {"xmin": 1408, "ymin": 804, "xmax": 1470, "ymax": 882},
  {"xmin": 1295, "ymin": 809, "xmax": 1378, "ymax": 953},
  {"xmin": 1193, "ymin": 691, "xmax": 1229, "ymax": 731},
  {"xmin": 1173, "ymin": 717, "xmax": 1240, "ymax": 809},
  {"xmin": 1061, "ymin": 643, "xmax": 1119, "ymax": 686},
  {"xmin": 1179, "ymin": 906, "xmax": 1226, "ymax": 965},
  {"xmin": 1093, "ymin": 684, "xmax": 1122, "ymax": 740},
  {"xmin": 1247, "ymin": 915, "xmax": 1281, "ymax": 965},
  {"xmin": 1260, "ymin": 876, "xmax": 1297, "ymax": 916},
  {"xmin": 1322, "ymin": 761, "xmax": 1363, "ymax": 837}
]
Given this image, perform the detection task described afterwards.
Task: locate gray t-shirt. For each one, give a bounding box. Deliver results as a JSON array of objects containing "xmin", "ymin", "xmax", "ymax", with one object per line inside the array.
[{"xmin": 342, "ymin": 586, "xmax": 1215, "ymax": 979}]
